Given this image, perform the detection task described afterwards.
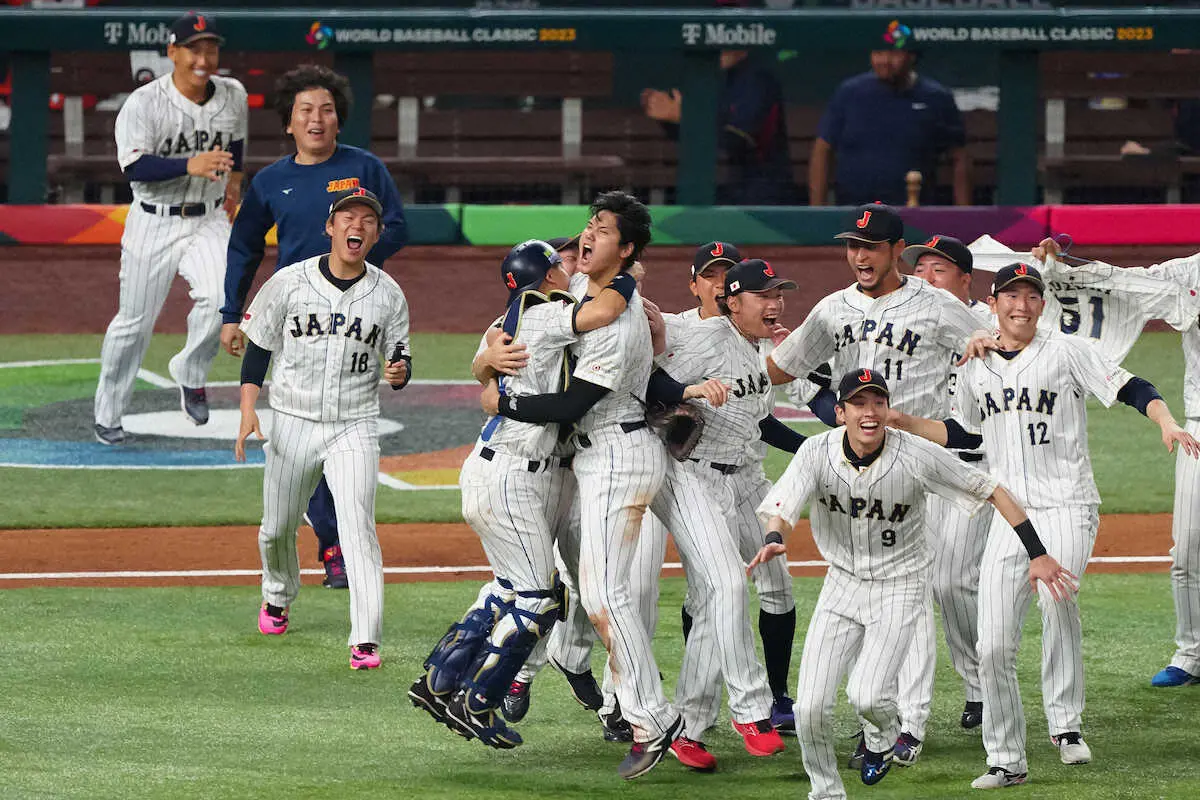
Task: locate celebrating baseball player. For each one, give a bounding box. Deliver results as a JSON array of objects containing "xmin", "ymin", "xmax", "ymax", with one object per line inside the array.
[
  {"xmin": 893, "ymin": 235, "xmax": 996, "ymax": 745},
  {"xmin": 221, "ymin": 64, "xmax": 408, "ymax": 590},
  {"xmin": 888, "ymin": 263, "xmax": 1199, "ymax": 788},
  {"xmin": 94, "ymin": 12, "xmax": 247, "ymax": 444},
  {"xmin": 750, "ymin": 367, "xmax": 1074, "ymax": 800},
  {"xmin": 408, "ymin": 239, "xmax": 634, "ymax": 748},
  {"xmin": 653, "ymin": 257, "xmax": 809, "ymax": 771},
  {"xmin": 479, "ymin": 192, "xmax": 738, "ymax": 779},
  {"xmin": 763, "ymin": 203, "xmax": 996, "ymax": 764},
  {"xmin": 1026, "ymin": 239, "xmax": 1200, "ymax": 689},
  {"xmin": 233, "ymin": 188, "xmax": 411, "ymax": 669}
]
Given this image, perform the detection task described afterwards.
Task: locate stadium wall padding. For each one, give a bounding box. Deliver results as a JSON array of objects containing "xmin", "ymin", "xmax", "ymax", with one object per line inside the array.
[{"xmin": 1, "ymin": 204, "xmax": 1198, "ymax": 248}]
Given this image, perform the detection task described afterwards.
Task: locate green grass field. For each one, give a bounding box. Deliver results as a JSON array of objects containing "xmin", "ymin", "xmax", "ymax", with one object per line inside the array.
[
  {"xmin": 0, "ymin": 575, "xmax": 1195, "ymax": 799},
  {"xmin": 0, "ymin": 330, "xmax": 1188, "ymax": 528}
]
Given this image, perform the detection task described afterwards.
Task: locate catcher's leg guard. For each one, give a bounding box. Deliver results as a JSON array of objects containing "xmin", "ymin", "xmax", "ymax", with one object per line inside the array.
[
  {"xmin": 462, "ymin": 579, "xmax": 564, "ymax": 712},
  {"xmin": 424, "ymin": 583, "xmax": 512, "ymax": 695}
]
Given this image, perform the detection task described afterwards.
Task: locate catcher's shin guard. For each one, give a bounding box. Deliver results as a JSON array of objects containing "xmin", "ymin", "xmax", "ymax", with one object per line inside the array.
[
  {"xmin": 424, "ymin": 585, "xmax": 511, "ymax": 695},
  {"xmin": 462, "ymin": 580, "xmax": 564, "ymax": 712}
]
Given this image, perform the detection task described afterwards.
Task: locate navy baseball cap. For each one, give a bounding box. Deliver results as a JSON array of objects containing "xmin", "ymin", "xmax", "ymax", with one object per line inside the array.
[
  {"xmin": 328, "ymin": 187, "xmax": 383, "ymax": 220},
  {"xmin": 901, "ymin": 234, "xmax": 973, "ymax": 273},
  {"xmin": 546, "ymin": 234, "xmax": 580, "ymax": 253},
  {"xmin": 837, "ymin": 368, "xmax": 891, "ymax": 403},
  {"xmin": 724, "ymin": 259, "xmax": 797, "ymax": 296},
  {"xmin": 835, "ymin": 203, "xmax": 905, "ymax": 245},
  {"xmin": 693, "ymin": 241, "xmax": 741, "ymax": 279},
  {"xmin": 169, "ymin": 13, "xmax": 224, "ymax": 47},
  {"xmin": 991, "ymin": 262, "xmax": 1045, "ymax": 296}
]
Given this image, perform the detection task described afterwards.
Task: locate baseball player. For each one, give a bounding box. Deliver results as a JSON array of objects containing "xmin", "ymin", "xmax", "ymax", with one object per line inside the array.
[
  {"xmin": 481, "ymin": 191, "xmax": 751, "ymax": 779},
  {"xmin": 750, "ymin": 367, "xmax": 1074, "ymax": 800},
  {"xmin": 1027, "ymin": 239, "xmax": 1200, "ymax": 688},
  {"xmin": 888, "ymin": 263, "xmax": 1199, "ymax": 788},
  {"xmin": 220, "ymin": 64, "xmax": 408, "ymax": 590},
  {"xmin": 890, "ymin": 235, "xmax": 996, "ymax": 755},
  {"xmin": 763, "ymin": 204, "xmax": 995, "ymax": 762},
  {"xmin": 408, "ymin": 240, "xmax": 631, "ymax": 747},
  {"xmin": 233, "ymin": 188, "xmax": 411, "ymax": 669},
  {"xmin": 411, "ymin": 241, "xmax": 635, "ymax": 746},
  {"xmin": 94, "ymin": 12, "xmax": 247, "ymax": 445},
  {"xmin": 654, "ymin": 257, "xmax": 810, "ymax": 771}
]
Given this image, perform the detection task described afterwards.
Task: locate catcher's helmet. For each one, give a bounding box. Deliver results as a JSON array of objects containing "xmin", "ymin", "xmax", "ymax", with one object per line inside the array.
[{"xmin": 502, "ymin": 239, "xmax": 562, "ymax": 303}]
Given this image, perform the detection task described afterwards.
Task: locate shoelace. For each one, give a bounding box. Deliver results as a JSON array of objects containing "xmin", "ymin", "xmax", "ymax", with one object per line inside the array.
[
  {"xmin": 507, "ymin": 681, "xmax": 525, "ymax": 696},
  {"xmin": 355, "ymin": 644, "xmax": 378, "ymax": 656}
]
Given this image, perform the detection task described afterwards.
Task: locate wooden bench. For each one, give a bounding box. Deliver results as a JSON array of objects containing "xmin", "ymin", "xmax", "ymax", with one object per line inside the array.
[
  {"xmin": 1040, "ymin": 51, "xmax": 1200, "ymax": 203},
  {"xmin": 369, "ymin": 50, "xmax": 624, "ymax": 203}
]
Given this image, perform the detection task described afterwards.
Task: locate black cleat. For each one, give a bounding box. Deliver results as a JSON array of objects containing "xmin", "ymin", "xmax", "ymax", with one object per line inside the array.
[
  {"xmin": 446, "ymin": 691, "xmax": 524, "ymax": 749},
  {"xmin": 501, "ymin": 680, "xmax": 532, "ymax": 723},
  {"xmin": 961, "ymin": 700, "xmax": 983, "ymax": 730},
  {"xmin": 179, "ymin": 385, "xmax": 209, "ymax": 426},
  {"xmin": 618, "ymin": 716, "xmax": 683, "ymax": 780},
  {"xmin": 552, "ymin": 658, "xmax": 604, "ymax": 710},
  {"xmin": 94, "ymin": 424, "xmax": 126, "ymax": 445},
  {"xmin": 600, "ymin": 701, "xmax": 634, "ymax": 743}
]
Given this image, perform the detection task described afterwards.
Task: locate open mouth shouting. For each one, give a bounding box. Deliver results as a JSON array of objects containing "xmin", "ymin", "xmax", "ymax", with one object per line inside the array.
[{"xmin": 346, "ymin": 235, "xmax": 364, "ymax": 254}]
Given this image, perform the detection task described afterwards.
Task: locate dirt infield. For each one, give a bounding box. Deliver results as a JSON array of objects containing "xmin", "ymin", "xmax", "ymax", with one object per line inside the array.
[
  {"xmin": 0, "ymin": 513, "xmax": 1172, "ymax": 589},
  {"xmin": 3, "ymin": 244, "xmax": 1189, "ymax": 336}
]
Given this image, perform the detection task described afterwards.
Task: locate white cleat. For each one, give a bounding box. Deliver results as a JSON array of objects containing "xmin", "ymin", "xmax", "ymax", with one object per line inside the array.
[
  {"xmin": 971, "ymin": 767, "xmax": 1028, "ymax": 789},
  {"xmin": 1052, "ymin": 732, "xmax": 1092, "ymax": 764}
]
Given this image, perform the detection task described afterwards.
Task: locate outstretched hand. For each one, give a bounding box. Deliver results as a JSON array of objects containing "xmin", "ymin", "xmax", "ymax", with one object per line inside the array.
[
  {"xmin": 1162, "ymin": 421, "xmax": 1200, "ymax": 458},
  {"xmin": 234, "ymin": 409, "xmax": 265, "ymax": 462},
  {"xmin": 1028, "ymin": 554, "xmax": 1078, "ymax": 602},
  {"xmin": 957, "ymin": 330, "xmax": 1003, "ymax": 366},
  {"xmin": 747, "ymin": 542, "xmax": 787, "ymax": 573},
  {"xmin": 683, "ymin": 378, "xmax": 730, "ymax": 408}
]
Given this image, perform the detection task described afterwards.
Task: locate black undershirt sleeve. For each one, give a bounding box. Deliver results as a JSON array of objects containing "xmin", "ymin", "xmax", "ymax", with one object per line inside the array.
[
  {"xmin": 241, "ymin": 341, "xmax": 272, "ymax": 387},
  {"xmin": 646, "ymin": 368, "xmax": 688, "ymax": 406},
  {"xmin": 497, "ymin": 378, "xmax": 610, "ymax": 424},
  {"xmin": 1116, "ymin": 376, "xmax": 1163, "ymax": 416},
  {"xmin": 759, "ymin": 415, "xmax": 807, "ymax": 453},
  {"xmin": 943, "ymin": 418, "xmax": 984, "ymax": 450}
]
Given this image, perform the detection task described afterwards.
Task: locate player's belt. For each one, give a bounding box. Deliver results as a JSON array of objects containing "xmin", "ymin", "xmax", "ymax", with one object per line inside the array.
[
  {"xmin": 139, "ymin": 199, "xmax": 219, "ymax": 217},
  {"xmin": 479, "ymin": 446, "xmax": 545, "ymax": 473},
  {"xmin": 687, "ymin": 457, "xmax": 741, "ymax": 475},
  {"xmin": 959, "ymin": 452, "xmax": 984, "ymax": 463},
  {"xmin": 574, "ymin": 420, "xmax": 648, "ymax": 449}
]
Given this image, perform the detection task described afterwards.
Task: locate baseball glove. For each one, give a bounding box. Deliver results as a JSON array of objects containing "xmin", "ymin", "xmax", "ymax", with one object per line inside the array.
[{"xmin": 645, "ymin": 401, "xmax": 705, "ymax": 461}]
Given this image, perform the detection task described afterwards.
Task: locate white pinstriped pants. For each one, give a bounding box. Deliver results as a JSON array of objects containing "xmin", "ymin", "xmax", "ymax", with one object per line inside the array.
[
  {"xmin": 896, "ymin": 494, "xmax": 993, "ymax": 740},
  {"xmin": 676, "ymin": 462, "xmax": 792, "ymax": 740},
  {"xmin": 1169, "ymin": 418, "xmax": 1200, "ymax": 676},
  {"xmin": 258, "ymin": 413, "xmax": 383, "ymax": 647},
  {"xmin": 572, "ymin": 425, "xmax": 675, "ymax": 741},
  {"xmin": 653, "ymin": 460, "xmax": 774, "ymax": 734},
  {"xmin": 796, "ymin": 567, "xmax": 926, "ymax": 800},
  {"xmin": 977, "ymin": 505, "xmax": 1098, "ymax": 774},
  {"xmin": 94, "ymin": 204, "xmax": 228, "ymax": 428}
]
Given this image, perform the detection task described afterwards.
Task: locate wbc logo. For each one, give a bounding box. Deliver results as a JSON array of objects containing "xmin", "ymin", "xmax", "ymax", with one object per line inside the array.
[{"xmin": 856, "ymin": 211, "xmax": 872, "ymax": 229}]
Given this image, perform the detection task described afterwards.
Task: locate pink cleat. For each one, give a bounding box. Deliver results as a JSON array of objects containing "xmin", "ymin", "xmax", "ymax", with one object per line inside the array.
[
  {"xmin": 350, "ymin": 643, "xmax": 381, "ymax": 670},
  {"xmin": 258, "ymin": 603, "xmax": 289, "ymax": 635}
]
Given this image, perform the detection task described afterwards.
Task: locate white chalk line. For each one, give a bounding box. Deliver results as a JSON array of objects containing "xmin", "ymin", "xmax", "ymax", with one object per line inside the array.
[{"xmin": 0, "ymin": 556, "xmax": 1171, "ymax": 582}]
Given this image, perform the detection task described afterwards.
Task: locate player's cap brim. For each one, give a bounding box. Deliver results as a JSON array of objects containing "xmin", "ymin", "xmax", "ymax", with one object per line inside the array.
[
  {"xmin": 834, "ymin": 231, "xmax": 894, "ymax": 244},
  {"xmin": 901, "ymin": 244, "xmax": 967, "ymax": 269},
  {"xmin": 692, "ymin": 256, "xmax": 738, "ymax": 277},
  {"xmin": 554, "ymin": 233, "xmax": 581, "ymax": 252},
  {"xmin": 740, "ymin": 276, "xmax": 798, "ymax": 292},
  {"xmin": 329, "ymin": 195, "xmax": 383, "ymax": 219},
  {"xmin": 173, "ymin": 32, "xmax": 225, "ymax": 46},
  {"xmin": 992, "ymin": 274, "xmax": 1045, "ymax": 294},
  {"xmin": 839, "ymin": 382, "xmax": 890, "ymax": 402}
]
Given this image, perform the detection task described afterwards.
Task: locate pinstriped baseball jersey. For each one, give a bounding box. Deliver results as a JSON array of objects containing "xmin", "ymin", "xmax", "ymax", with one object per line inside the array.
[
  {"xmin": 479, "ymin": 293, "xmax": 578, "ymax": 460},
  {"xmin": 116, "ymin": 74, "xmax": 248, "ymax": 206},
  {"xmin": 1130, "ymin": 256, "xmax": 1200, "ymax": 418},
  {"xmin": 571, "ymin": 298, "xmax": 653, "ymax": 432},
  {"xmin": 957, "ymin": 328, "xmax": 1131, "ymax": 508},
  {"xmin": 659, "ymin": 315, "xmax": 774, "ymax": 465},
  {"xmin": 1039, "ymin": 256, "xmax": 1199, "ymax": 363},
  {"xmin": 946, "ymin": 300, "xmax": 997, "ymax": 459},
  {"xmin": 772, "ymin": 276, "xmax": 983, "ymax": 417},
  {"xmin": 759, "ymin": 428, "xmax": 998, "ymax": 581},
  {"xmin": 240, "ymin": 256, "xmax": 409, "ymax": 422}
]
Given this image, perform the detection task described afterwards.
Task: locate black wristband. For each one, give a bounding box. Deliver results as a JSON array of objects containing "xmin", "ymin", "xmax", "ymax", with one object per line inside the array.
[
  {"xmin": 765, "ymin": 530, "xmax": 784, "ymax": 546},
  {"xmin": 606, "ymin": 271, "xmax": 637, "ymax": 302},
  {"xmin": 1013, "ymin": 519, "xmax": 1048, "ymax": 560}
]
